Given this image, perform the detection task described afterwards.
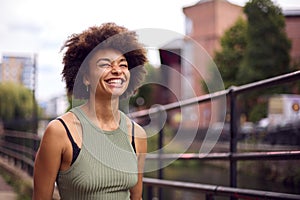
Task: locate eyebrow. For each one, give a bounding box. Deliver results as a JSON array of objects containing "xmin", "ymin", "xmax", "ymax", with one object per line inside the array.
[{"xmin": 96, "ymin": 57, "xmax": 127, "ymax": 65}]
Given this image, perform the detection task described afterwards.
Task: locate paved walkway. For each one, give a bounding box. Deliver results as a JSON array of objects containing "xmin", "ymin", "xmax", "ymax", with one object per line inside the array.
[
  {"xmin": 0, "ymin": 158, "xmax": 60, "ymax": 200},
  {"xmin": 0, "ymin": 174, "xmax": 17, "ymax": 200}
]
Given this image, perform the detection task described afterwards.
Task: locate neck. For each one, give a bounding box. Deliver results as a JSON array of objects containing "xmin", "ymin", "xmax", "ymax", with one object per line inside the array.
[{"xmin": 84, "ymin": 96, "xmax": 120, "ymax": 130}]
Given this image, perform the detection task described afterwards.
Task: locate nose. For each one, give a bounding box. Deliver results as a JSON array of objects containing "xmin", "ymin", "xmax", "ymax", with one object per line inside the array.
[{"xmin": 111, "ymin": 63, "xmax": 122, "ymax": 74}]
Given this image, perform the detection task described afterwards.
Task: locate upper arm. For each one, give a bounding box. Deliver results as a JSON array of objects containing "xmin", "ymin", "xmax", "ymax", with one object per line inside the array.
[
  {"xmin": 33, "ymin": 120, "xmax": 65, "ymax": 200},
  {"xmin": 130, "ymin": 123, "xmax": 147, "ymax": 200},
  {"xmin": 134, "ymin": 124, "xmax": 147, "ymax": 169}
]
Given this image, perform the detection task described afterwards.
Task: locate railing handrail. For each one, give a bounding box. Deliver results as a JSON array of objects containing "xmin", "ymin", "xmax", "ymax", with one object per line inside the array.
[
  {"xmin": 0, "ymin": 70, "xmax": 300, "ymax": 199},
  {"xmin": 129, "ymin": 70, "xmax": 300, "ymax": 118},
  {"xmin": 0, "ymin": 147, "xmax": 34, "ymax": 167},
  {"xmin": 0, "ymin": 141, "xmax": 36, "ymax": 157},
  {"xmin": 145, "ymin": 150, "xmax": 300, "ymax": 161},
  {"xmin": 0, "ymin": 129, "xmax": 39, "ymax": 176},
  {"xmin": 132, "ymin": 70, "xmax": 300, "ymax": 199},
  {"xmin": 1, "ymin": 130, "xmax": 40, "ymax": 140},
  {"xmin": 143, "ymin": 178, "xmax": 300, "ymax": 200}
]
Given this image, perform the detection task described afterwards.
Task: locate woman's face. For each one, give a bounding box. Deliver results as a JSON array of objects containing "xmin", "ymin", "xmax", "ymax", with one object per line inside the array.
[{"xmin": 85, "ymin": 48, "xmax": 130, "ymax": 98}]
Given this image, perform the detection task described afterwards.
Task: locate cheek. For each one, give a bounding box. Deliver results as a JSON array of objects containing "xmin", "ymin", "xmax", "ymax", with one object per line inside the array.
[
  {"xmin": 91, "ymin": 69, "xmax": 107, "ymax": 84},
  {"xmin": 127, "ymin": 71, "xmax": 130, "ymax": 80},
  {"xmin": 126, "ymin": 71, "xmax": 131, "ymax": 85}
]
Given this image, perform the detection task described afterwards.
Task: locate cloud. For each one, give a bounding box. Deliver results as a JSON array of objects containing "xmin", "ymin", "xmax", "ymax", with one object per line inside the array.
[{"xmin": 8, "ymin": 21, "xmax": 42, "ymax": 34}]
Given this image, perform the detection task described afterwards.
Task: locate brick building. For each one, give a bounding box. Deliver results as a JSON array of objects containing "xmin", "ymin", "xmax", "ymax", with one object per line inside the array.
[
  {"xmin": 183, "ymin": 0, "xmax": 244, "ymax": 56},
  {"xmin": 158, "ymin": 0, "xmax": 300, "ymax": 128},
  {"xmin": 284, "ymin": 9, "xmax": 300, "ymax": 65}
]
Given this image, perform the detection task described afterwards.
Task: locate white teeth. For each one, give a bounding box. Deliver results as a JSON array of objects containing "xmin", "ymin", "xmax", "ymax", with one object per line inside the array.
[{"xmin": 107, "ymin": 79, "xmax": 122, "ymax": 84}]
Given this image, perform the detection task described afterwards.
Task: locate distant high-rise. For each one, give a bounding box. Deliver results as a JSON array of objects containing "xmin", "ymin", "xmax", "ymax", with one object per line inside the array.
[{"xmin": 0, "ymin": 54, "xmax": 36, "ymax": 90}]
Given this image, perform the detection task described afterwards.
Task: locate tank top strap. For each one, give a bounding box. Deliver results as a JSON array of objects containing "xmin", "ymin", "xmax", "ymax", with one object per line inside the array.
[
  {"xmin": 131, "ymin": 121, "xmax": 136, "ymax": 153},
  {"xmin": 56, "ymin": 118, "xmax": 80, "ymax": 164}
]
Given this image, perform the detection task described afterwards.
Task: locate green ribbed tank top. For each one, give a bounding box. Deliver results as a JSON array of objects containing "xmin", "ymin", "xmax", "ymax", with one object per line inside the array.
[{"xmin": 56, "ymin": 107, "xmax": 138, "ymax": 200}]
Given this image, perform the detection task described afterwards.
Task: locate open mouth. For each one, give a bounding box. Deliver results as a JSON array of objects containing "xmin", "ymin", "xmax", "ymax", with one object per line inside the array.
[{"xmin": 105, "ymin": 78, "xmax": 126, "ymax": 86}]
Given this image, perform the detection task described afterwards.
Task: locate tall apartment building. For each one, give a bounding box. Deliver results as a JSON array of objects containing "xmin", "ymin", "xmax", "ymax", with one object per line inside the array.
[{"xmin": 0, "ymin": 54, "xmax": 36, "ymax": 90}]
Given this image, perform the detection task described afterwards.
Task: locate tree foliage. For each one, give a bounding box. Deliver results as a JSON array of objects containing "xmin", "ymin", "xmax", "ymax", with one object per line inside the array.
[
  {"xmin": 0, "ymin": 82, "xmax": 36, "ymax": 130},
  {"xmin": 129, "ymin": 63, "xmax": 154, "ymax": 109},
  {"xmin": 238, "ymin": 0, "xmax": 291, "ymax": 84},
  {"xmin": 212, "ymin": 0, "xmax": 293, "ymax": 122},
  {"xmin": 214, "ymin": 17, "xmax": 247, "ymax": 88}
]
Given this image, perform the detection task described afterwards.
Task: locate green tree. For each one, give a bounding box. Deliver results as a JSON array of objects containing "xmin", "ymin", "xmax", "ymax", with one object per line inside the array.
[
  {"xmin": 239, "ymin": 0, "xmax": 292, "ymax": 121},
  {"xmin": 0, "ymin": 82, "xmax": 37, "ymax": 131},
  {"xmin": 214, "ymin": 17, "xmax": 247, "ymax": 89},
  {"xmin": 212, "ymin": 0, "xmax": 293, "ymax": 122},
  {"xmin": 238, "ymin": 0, "xmax": 291, "ymax": 84},
  {"xmin": 129, "ymin": 63, "xmax": 155, "ymax": 109}
]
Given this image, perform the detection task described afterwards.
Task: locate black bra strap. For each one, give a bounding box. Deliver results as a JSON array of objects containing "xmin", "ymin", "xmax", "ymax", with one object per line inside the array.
[
  {"xmin": 57, "ymin": 118, "xmax": 75, "ymax": 144},
  {"xmin": 131, "ymin": 121, "xmax": 136, "ymax": 153},
  {"xmin": 56, "ymin": 118, "xmax": 80, "ymax": 164}
]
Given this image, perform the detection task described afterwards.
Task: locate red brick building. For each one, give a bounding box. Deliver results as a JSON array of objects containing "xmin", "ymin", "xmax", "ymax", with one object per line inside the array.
[
  {"xmin": 183, "ymin": 0, "xmax": 300, "ymax": 65},
  {"xmin": 159, "ymin": 0, "xmax": 300, "ymax": 128},
  {"xmin": 284, "ymin": 9, "xmax": 300, "ymax": 65},
  {"xmin": 183, "ymin": 0, "xmax": 244, "ymax": 56}
]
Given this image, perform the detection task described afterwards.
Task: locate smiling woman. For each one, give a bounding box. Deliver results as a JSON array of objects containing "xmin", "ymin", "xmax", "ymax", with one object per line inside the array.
[
  {"xmin": 85, "ymin": 48, "xmax": 131, "ymax": 98},
  {"xmin": 33, "ymin": 23, "xmax": 148, "ymax": 200}
]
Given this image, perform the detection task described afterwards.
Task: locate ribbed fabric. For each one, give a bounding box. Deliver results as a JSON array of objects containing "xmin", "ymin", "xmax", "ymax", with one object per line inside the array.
[{"xmin": 56, "ymin": 107, "xmax": 138, "ymax": 200}]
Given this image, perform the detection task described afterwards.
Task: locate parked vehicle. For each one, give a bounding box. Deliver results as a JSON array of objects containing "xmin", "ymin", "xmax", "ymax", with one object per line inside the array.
[
  {"xmin": 267, "ymin": 94, "xmax": 300, "ymax": 132},
  {"xmin": 240, "ymin": 122, "xmax": 255, "ymax": 135}
]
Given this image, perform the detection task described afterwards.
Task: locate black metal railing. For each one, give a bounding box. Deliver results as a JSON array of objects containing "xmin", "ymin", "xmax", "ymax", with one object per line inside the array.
[
  {"xmin": 129, "ymin": 70, "xmax": 300, "ymax": 200},
  {"xmin": 143, "ymin": 177, "xmax": 300, "ymax": 200},
  {"xmin": 0, "ymin": 71, "xmax": 300, "ymax": 199},
  {"xmin": 0, "ymin": 129, "xmax": 40, "ymax": 176}
]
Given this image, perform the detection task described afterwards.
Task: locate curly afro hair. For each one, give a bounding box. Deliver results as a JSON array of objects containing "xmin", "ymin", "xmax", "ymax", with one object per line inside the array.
[{"xmin": 61, "ymin": 22, "xmax": 148, "ymax": 99}]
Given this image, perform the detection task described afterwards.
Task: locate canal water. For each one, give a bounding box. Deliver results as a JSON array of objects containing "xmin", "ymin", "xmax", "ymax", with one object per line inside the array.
[{"xmin": 144, "ymin": 160, "xmax": 300, "ymax": 200}]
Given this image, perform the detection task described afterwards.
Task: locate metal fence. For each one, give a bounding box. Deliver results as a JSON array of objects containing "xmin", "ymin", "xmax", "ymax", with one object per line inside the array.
[
  {"xmin": 0, "ymin": 71, "xmax": 300, "ymax": 199},
  {"xmin": 130, "ymin": 70, "xmax": 300, "ymax": 200},
  {"xmin": 0, "ymin": 129, "xmax": 39, "ymax": 176}
]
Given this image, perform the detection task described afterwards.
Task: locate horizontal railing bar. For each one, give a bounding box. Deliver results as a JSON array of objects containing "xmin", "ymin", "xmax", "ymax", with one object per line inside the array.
[
  {"xmin": 143, "ymin": 177, "xmax": 300, "ymax": 200},
  {"xmin": 146, "ymin": 150, "xmax": 300, "ymax": 161},
  {"xmin": 232, "ymin": 70, "xmax": 300, "ymax": 94},
  {"xmin": 0, "ymin": 141, "xmax": 36, "ymax": 157},
  {"xmin": 129, "ymin": 89, "xmax": 228, "ymax": 118},
  {"xmin": 129, "ymin": 70, "xmax": 300, "ymax": 118},
  {"xmin": 0, "ymin": 147, "xmax": 34, "ymax": 167},
  {"xmin": 1, "ymin": 130, "xmax": 40, "ymax": 140}
]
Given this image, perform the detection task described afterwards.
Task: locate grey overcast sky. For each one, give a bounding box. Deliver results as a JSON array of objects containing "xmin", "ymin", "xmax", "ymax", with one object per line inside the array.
[{"xmin": 0, "ymin": 0, "xmax": 299, "ymax": 101}]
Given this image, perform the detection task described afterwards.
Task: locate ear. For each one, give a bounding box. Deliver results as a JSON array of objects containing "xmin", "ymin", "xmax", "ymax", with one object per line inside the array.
[{"xmin": 83, "ymin": 73, "xmax": 90, "ymax": 86}]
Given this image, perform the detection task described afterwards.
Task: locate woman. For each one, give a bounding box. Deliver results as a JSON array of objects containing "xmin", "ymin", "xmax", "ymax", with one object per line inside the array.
[{"xmin": 33, "ymin": 23, "xmax": 148, "ymax": 200}]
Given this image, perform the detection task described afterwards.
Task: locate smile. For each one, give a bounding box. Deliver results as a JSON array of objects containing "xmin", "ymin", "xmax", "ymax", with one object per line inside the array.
[{"xmin": 105, "ymin": 78, "xmax": 126, "ymax": 86}]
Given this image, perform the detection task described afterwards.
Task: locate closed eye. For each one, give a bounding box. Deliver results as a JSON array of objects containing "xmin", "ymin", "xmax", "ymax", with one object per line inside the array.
[
  {"xmin": 97, "ymin": 63, "xmax": 111, "ymax": 68},
  {"xmin": 120, "ymin": 63, "xmax": 128, "ymax": 68}
]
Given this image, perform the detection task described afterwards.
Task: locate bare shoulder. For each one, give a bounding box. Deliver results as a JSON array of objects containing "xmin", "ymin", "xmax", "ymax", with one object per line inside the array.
[
  {"xmin": 43, "ymin": 118, "xmax": 66, "ymax": 138},
  {"xmin": 123, "ymin": 113, "xmax": 147, "ymax": 139},
  {"xmin": 40, "ymin": 112, "xmax": 73, "ymax": 146},
  {"xmin": 43, "ymin": 120, "xmax": 63, "ymax": 139},
  {"xmin": 132, "ymin": 122, "xmax": 147, "ymax": 139},
  {"xmin": 131, "ymin": 121, "xmax": 147, "ymax": 155}
]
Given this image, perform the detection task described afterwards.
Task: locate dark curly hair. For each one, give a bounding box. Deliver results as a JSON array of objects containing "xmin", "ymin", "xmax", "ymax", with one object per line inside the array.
[{"xmin": 61, "ymin": 22, "xmax": 148, "ymax": 99}]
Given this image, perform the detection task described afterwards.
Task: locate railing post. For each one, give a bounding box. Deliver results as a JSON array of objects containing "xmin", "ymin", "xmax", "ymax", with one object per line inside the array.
[
  {"xmin": 146, "ymin": 185, "xmax": 153, "ymax": 200},
  {"xmin": 229, "ymin": 87, "xmax": 238, "ymax": 200},
  {"xmin": 205, "ymin": 193, "xmax": 214, "ymax": 200},
  {"xmin": 158, "ymin": 108, "xmax": 164, "ymax": 200}
]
